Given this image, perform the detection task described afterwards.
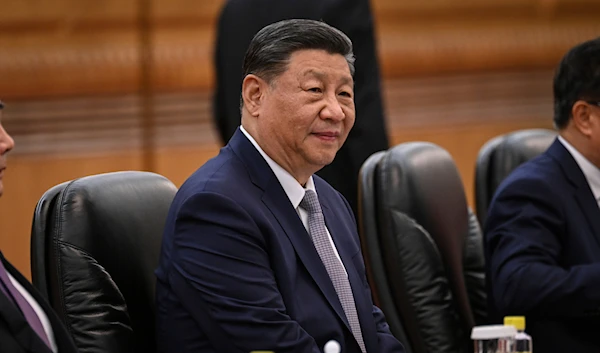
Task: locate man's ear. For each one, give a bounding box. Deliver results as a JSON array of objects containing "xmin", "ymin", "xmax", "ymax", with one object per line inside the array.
[
  {"xmin": 242, "ymin": 74, "xmax": 265, "ymax": 117},
  {"xmin": 572, "ymin": 100, "xmax": 593, "ymax": 137}
]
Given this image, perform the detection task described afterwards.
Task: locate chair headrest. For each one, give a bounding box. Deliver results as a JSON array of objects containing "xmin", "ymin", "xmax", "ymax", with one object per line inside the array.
[
  {"xmin": 475, "ymin": 128, "xmax": 556, "ymax": 225},
  {"xmin": 51, "ymin": 171, "xmax": 176, "ymax": 303},
  {"xmin": 377, "ymin": 142, "xmax": 476, "ymax": 328},
  {"xmin": 497, "ymin": 129, "xmax": 557, "ymax": 165},
  {"xmin": 44, "ymin": 171, "xmax": 177, "ymax": 353},
  {"xmin": 378, "ymin": 142, "xmax": 469, "ymax": 247}
]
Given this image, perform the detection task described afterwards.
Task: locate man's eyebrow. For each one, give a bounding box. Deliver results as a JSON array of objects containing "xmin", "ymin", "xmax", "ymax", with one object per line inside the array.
[
  {"xmin": 302, "ymin": 69, "xmax": 353, "ymax": 86},
  {"xmin": 302, "ymin": 69, "xmax": 326, "ymax": 80}
]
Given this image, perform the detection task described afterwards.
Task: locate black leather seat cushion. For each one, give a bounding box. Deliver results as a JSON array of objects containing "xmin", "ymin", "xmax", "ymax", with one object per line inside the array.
[{"xmin": 381, "ymin": 210, "xmax": 463, "ymax": 353}]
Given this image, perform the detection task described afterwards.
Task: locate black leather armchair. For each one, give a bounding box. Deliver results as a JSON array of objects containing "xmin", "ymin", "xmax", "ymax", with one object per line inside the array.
[
  {"xmin": 475, "ymin": 128, "xmax": 556, "ymax": 226},
  {"xmin": 358, "ymin": 142, "xmax": 487, "ymax": 353},
  {"xmin": 30, "ymin": 171, "xmax": 177, "ymax": 353},
  {"xmin": 358, "ymin": 151, "xmax": 414, "ymax": 353}
]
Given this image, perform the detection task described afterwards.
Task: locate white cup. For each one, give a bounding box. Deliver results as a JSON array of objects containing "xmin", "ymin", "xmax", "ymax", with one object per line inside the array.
[{"xmin": 471, "ymin": 325, "xmax": 517, "ymax": 353}]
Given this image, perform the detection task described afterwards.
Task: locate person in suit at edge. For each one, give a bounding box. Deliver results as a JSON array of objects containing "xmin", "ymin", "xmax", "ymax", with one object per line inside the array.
[
  {"xmin": 213, "ymin": 0, "xmax": 390, "ymax": 218},
  {"xmin": 155, "ymin": 20, "xmax": 404, "ymax": 353},
  {"xmin": 0, "ymin": 101, "xmax": 78, "ymax": 353},
  {"xmin": 484, "ymin": 37, "xmax": 600, "ymax": 353}
]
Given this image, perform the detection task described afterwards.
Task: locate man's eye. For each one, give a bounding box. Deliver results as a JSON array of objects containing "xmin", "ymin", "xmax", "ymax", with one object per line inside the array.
[
  {"xmin": 308, "ymin": 88, "xmax": 322, "ymax": 93},
  {"xmin": 339, "ymin": 91, "xmax": 352, "ymax": 97}
]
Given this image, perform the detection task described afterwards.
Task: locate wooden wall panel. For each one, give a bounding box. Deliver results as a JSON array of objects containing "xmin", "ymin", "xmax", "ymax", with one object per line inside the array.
[
  {"xmin": 0, "ymin": 0, "xmax": 137, "ymax": 22},
  {"xmin": 372, "ymin": 0, "xmax": 600, "ymax": 19},
  {"xmin": 152, "ymin": 0, "xmax": 222, "ymax": 20},
  {"xmin": 155, "ymin": 145, "xmax": 220, "ymax": 187},
  {"xmin": 376, "ymin": 19, "xmax": 600, "ymax": 77},
  {"xmin": 0, "ymin": 32, "xmax": 141, "ymax": 98},
  {"xmin": 0, "ymin": 0, "xmax": 222, "ymax": 99},
  {"xmin": 2, "ymin": 0, "xmax": 599, "ymax": 98}
]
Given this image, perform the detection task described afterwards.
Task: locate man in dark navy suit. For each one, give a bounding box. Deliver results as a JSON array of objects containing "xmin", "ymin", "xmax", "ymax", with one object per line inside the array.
[
  {"xmin": 0, "ymin": 101, "xmax": 78, "ymax": 353},
  {"xmin": 485, "ymin": 37, "xmax": 600, "ymax": 353},
  {"xmin": 213, "ymin": 0, "xmax": 389, "ymax": 218},
  {"xmin": 156, "ymin": 20, "xmax": 403, "ymax": 353}
]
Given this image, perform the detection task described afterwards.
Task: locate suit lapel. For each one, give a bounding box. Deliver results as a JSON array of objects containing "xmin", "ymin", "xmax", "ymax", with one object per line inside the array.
[
  {"xmin": 261, "ymin": 182, "xmax": 352, "ymax": 333},
  {"xmin": 10, "ymin": 270, "xmax": 78, "ymax": 353},
  {"xmin": 573, "ymin": 182, "xmax": 600, "ymax": 245},
  {"xmin": 319, "ymin": 191, "xmax": 378, "ymax": 352},
  {"xmin": 229, "ymin": 129, "xmax": 353, "ymax": 332},
  {"xmin": 0, "ymin": 256, "xmax": 53, "ymax": 353},
  {"xmin": 548, "ymin": 140, "xmax": 600, "ymax": 246}
]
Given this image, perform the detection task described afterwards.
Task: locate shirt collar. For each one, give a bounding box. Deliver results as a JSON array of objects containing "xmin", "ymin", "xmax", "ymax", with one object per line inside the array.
[
  {"xmin": 558, "ymin": 136, "xmax": 600, "ymax": 201},
  {"xmin": 240, "ymin": 126, "xmax": 316, "ymax": 209}
]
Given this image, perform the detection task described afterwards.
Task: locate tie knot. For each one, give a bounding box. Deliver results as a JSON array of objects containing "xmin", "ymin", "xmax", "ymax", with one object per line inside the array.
[{"xmin": 300, "ymin": 189, "xmax": 322, "ymax": 214}]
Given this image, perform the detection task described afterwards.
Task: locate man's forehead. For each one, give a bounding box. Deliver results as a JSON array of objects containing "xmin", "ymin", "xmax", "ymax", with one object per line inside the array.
[{"xmin": 289, "ymin": 49, "xmax": 348, "ymax": 65}]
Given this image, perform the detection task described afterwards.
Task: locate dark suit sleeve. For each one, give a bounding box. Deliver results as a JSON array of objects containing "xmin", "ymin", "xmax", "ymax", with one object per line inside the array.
[
  {"xmin": 372, "ymin": 305, "xmax": 405, "ymax": 352},
  {"xmin": 338, "ymin": 191, "xmax": 404, "ymax": 352},
  {"xmin": 485, "ymin": 177, "xmax": 600, "ymax": 318},
  {"xmin": 168, "ymin": 191, "xmax": 321, "ymax": 353}
]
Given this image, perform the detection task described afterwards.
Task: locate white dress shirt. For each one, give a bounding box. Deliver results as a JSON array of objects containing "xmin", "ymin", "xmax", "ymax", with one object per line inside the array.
[
  {"xmin": 240, "ymin": 126, "xmax": 347, "ymax": 275},
  {"xmin": 558, "ymin": 136, "xmax": 600, "ymax": 208},
  {"xmin": 7, "ymin": 271, "xmax": 57, "ymax": 353}
]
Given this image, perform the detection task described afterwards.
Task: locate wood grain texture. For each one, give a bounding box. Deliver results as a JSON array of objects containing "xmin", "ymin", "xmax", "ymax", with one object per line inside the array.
[{"xmin": 1, "ymin": 0, "xmax": 599, "ymax": 97}]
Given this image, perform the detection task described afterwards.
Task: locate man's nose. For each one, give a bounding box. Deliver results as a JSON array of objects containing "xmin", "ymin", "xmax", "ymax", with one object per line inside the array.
[
  {"xmin": 0, "ymin": 126, "xmax": 15, "ymax": 155},
  {"xmin": 320, "ymin": 95, "xmax": 345, "ymax": 121}
]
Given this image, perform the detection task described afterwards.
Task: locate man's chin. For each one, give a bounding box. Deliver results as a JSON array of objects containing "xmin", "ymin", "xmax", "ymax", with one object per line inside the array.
[{"xmin": 312, "ymin": 155, "xmax": 337, "ymax": 169}]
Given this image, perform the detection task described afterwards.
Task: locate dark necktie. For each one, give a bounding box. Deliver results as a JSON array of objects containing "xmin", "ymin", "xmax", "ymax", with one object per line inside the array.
[
  {"xmin": 0, "ymin": 257, "xmax": 52, "ymax": 348},
  {"xmin": 300, "ymin": 190, "xmax": 367, "ymax": 353}
]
